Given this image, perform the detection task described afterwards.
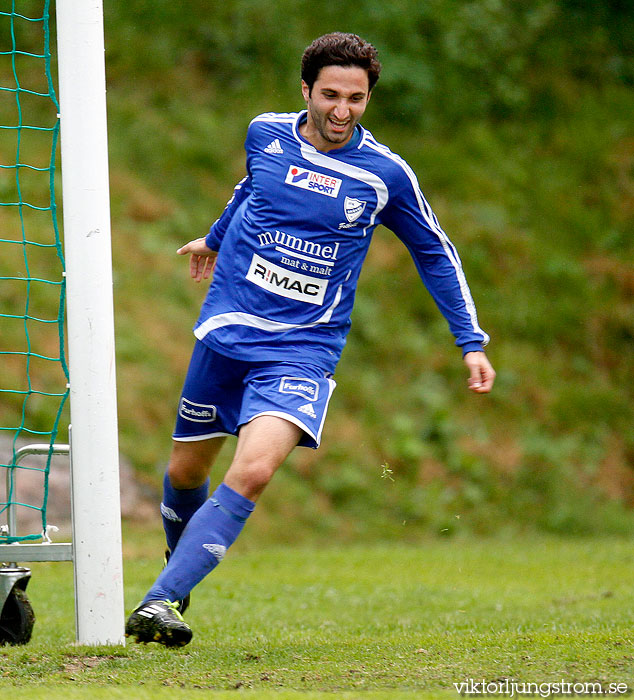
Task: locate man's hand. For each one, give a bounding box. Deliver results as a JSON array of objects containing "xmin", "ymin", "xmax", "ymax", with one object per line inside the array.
[
  {"xmin": 177, "ymin": 237, "xmax": 218, "ymax": 282},
  {"xmin": 464, "ymin": 351, "xmax": 496, "ymax": 393}
]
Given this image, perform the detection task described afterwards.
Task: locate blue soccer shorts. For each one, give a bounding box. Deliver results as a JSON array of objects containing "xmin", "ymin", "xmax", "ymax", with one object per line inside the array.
[{"xmin": 172, "ymin": 340, "xmax": 336, "ymax": 449}]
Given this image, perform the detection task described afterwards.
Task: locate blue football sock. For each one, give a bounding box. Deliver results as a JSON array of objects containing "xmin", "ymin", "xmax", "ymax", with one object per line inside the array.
[
  {"xmin": 160, "ymin": 471, "xmax": 210, "ymax": 554},
  {"xmin": 144, "ymin": 482, "xmax": 255, "ymax": 604}
]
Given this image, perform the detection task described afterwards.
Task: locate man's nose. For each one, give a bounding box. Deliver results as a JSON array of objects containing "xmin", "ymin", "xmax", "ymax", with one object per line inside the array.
[{"xmin": 333, "ymin": 100, "xmax": 350, "ymax": 119}]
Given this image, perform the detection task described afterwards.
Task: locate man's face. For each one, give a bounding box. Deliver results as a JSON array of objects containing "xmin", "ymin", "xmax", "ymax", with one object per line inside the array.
[{"xmin": 301, "ymin": 65, "xmax": 371, "ymax": 152}]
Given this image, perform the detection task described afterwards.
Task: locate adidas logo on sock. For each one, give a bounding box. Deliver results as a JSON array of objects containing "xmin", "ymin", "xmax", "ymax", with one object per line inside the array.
[
  {"xmin": 202, "ymin": 543, "xmax": 227, "ymax": 562},
  {"xmin": 298, "ymin": 403, "xmax": 317, "ymax": 419},
  {"xmin": 264, "ymin": 138, "xmax": 284, "ymax": 154},
  {"xmin": 160, "ymin": 503, "xmax": 182, "ymax": 522}
]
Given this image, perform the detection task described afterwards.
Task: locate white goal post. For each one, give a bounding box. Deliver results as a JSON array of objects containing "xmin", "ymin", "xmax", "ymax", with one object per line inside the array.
[{"xmin": 56, "ymin": 0, "xmax": 124, "ymax": 645}]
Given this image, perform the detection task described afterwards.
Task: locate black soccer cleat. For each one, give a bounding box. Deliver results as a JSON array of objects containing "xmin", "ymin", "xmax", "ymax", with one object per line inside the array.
[
  {"xmin": 164, "ymin": 549, "xmax": 191, "ymax": 615},
  {"xmin": 125, "ymin": 600, "xmax": 192, "ymax": 647}
]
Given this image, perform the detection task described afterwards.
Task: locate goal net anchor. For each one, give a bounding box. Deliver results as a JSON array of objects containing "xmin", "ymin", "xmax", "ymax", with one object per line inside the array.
[
  {"xmin": 0, "ymin": 566, "xmax": 33, "ymax": 646},
  {"xmin": 0, "ymin": 443, "xmax": 70, "ymax": 645}
]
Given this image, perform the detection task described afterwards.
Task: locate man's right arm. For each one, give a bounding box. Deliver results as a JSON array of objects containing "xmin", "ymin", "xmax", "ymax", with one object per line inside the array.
[
  {"xmin": 204, "ymin": 174, "xmax": 253, "ymax": 251},
  {"xmin": 177, "ymin": 172, "xmax": 253, "ymax": 283},
  {"xmin": 177, "ymin": 238, "xmax": 218, "ymax": 282}
]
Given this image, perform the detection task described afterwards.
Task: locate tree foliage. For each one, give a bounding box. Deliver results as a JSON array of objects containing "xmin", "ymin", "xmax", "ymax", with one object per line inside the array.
[
  {"xmin": 102, "ymin": 0, "xmax": 634, "ymax": 537},
  {"xmin": 3, "ymin": 1, "xmax": 632, "ymax": 538}
]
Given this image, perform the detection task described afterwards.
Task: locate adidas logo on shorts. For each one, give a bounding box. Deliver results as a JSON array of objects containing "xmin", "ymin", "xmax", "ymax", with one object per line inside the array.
[
  {"xmin": 264, "ymin": 138, "xmax": 284, "ymax": 154},
  {"xmin": 298, "ymin": 403, "xmax": 317, "ymax": 419}
]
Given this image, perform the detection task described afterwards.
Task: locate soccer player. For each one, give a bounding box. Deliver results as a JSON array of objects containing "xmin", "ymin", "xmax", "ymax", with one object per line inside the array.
[{"xmin": 125, "ymin": 32, "xmax": 495, "ymax": 647}]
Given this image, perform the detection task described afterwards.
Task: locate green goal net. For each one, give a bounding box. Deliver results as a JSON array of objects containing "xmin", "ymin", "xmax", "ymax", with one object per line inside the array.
[{"xmin": 0, "ymin": 0, "xmax": 69, "ymax": 544}]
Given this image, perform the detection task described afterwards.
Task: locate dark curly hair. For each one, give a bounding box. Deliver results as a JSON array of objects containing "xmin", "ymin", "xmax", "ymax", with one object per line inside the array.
[{"xmin": 301, "ymin": 33, "xmax": 381, "ymax": 95}]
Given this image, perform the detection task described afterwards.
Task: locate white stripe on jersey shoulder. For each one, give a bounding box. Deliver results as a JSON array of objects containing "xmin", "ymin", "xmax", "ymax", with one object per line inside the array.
[
  {"xmin": 292, "ymin": 124, "xmax": 389, "ymax": 238},
  {"xmin": 364, "ymin": 136, "xmax": 490, "ymax": 346},
  {"xmin": 357, "ymin": 126, "xmax": 374, "ymax": 151},
  {"xmin": 300, "ymin": 144, "xmax": 388, "ymax": 238},
  {"xmin": 250, "ymin": 111, "xmax": 301, "ymax": 125}
]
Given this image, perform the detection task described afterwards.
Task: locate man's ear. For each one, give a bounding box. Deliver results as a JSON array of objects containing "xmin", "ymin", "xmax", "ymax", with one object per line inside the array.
[{"xmin": 301, "ymin": 80, "xmax": 311, "ymax": 102}]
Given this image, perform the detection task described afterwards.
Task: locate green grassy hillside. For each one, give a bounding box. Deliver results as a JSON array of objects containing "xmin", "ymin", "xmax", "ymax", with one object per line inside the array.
[{"xmin": 1, "ymin": 1, "xmax": 632, "ymax": 538}]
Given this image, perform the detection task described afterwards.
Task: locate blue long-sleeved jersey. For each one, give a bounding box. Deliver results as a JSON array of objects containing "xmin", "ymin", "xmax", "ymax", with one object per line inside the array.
[{"xmin": 195, "ymin": 111, "xmax": 489, "ymax": 373}]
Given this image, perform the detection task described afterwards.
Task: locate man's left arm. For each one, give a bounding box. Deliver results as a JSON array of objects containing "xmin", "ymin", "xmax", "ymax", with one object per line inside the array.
[
  {"xmin": 381, "ymin": 170, "xmax": 495, "ymax": 393},
  {"xmin": 464, "ymin": 351, "xmax": 496, "ymax": 393}
]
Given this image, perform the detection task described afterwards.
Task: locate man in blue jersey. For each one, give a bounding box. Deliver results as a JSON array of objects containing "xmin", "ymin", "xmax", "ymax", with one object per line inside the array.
[{"xmin": 126, "ymin": 32, "xmax": 495, "ymax": 647}]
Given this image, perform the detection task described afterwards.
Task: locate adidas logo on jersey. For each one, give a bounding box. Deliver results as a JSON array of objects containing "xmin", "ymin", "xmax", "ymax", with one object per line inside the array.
[
  {"xmin": 264, "ymin": 138, "xmax": 284, "ymax": 154},
  {"xmin": 298, "ymin": 403, "xmax": 317, "ymax": 419}
]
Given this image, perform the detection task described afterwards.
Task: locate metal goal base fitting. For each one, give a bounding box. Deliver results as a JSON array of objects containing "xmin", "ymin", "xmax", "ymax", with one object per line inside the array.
[{"xmin": 0, "ymin": 444, "xmax": 72, "ymax": 645}]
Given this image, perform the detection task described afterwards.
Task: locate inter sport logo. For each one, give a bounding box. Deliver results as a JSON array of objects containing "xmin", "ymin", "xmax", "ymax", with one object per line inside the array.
[{"xmin": 285, "ymin": 166, "xmax": 342, "ymax": 198}]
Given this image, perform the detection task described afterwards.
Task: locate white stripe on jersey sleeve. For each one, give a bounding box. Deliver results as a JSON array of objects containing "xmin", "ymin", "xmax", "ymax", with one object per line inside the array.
[
  {"xmin": 250, "ymin": 112, "xmax": 300, "ymax": 125},
  {"xmin": 364, "ymin": 137, "xmax": 490, "ymax": 346}
]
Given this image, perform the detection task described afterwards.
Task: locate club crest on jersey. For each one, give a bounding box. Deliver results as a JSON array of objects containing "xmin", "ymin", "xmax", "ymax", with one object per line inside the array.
[
  {"xmin": 344, "ymin": 196, "xmax": 367, "ymax": 223},
  {"xmin": 285, "ymin": 166, "xmax": 342, "ymax": 198}
]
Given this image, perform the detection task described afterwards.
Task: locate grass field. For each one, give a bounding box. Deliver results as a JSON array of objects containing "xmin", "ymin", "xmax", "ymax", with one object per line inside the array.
[{"xmin": 1, "ymin": 527, "xmax": 633, "ymax": 698}]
